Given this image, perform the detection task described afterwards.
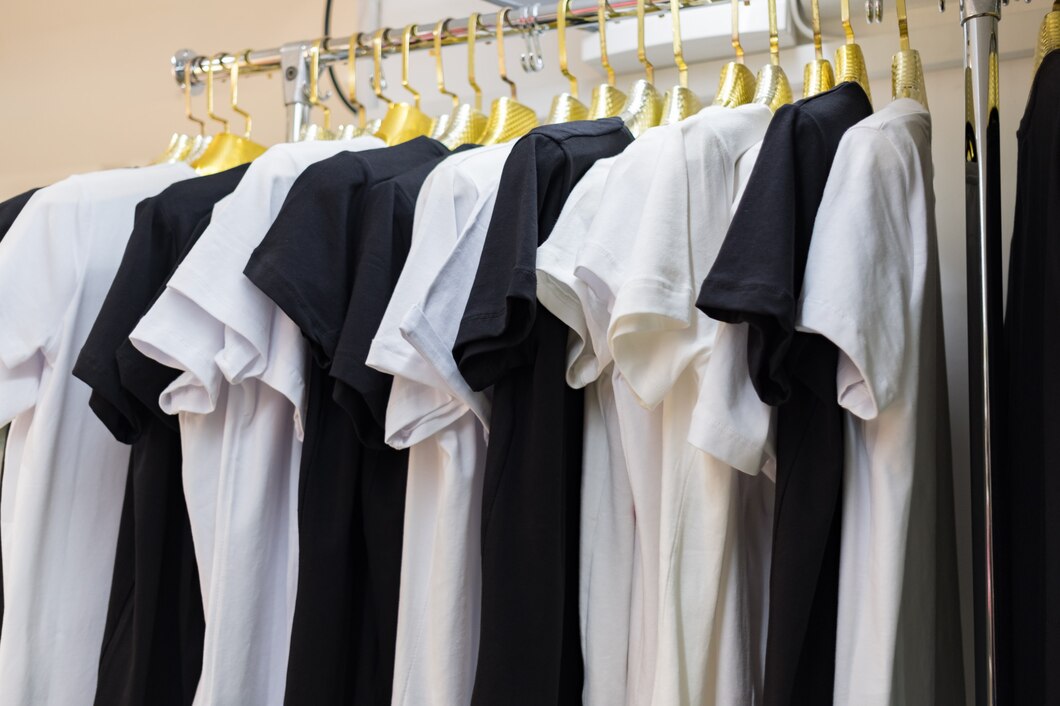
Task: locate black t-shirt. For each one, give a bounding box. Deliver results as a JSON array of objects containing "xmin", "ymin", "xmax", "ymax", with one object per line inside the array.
[
  {"xmin": 76, "ymin": 164, "xmax": 248, "ymax": 442},
  {"xmin": 697, "ymin": 82, "xmax": 872, "ymax": 706},
  {"xmin": 246, "ymin": 137, "xmax": 448, "ymax": 364},
  {"xmin": 0, "ymin": 185, "xmax": 41, "ymax": 633},
  {"xmin": 332, "ymin": 144, "xmax": 478, "ymax": 447},
  {"xmin": 452, "ymin": 118, "xmax": 632, "ymax": 706},
  {"xmin": 999, "ymin": 49, "xmax": 1060, "ymax": 706},
  {"xmin": 244, "ymin": 136, "xmax": 448, "ymax": 706},
  {"xmin": 71, "ymin": 164, "xmax": 248, "ymax": 706}
]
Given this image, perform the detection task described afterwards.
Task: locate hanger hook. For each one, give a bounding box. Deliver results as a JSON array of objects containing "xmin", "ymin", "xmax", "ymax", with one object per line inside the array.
[
  {"xmin": 597, "ymin": 0, "xmax": 617, "ymax": 86},
  {"xmin": 636, "ymin": 0, "xmax": 655, "ymax": 82},
  {"xmin": 731, "ymin": 0, "xmax": 746, "ymax": 63},
  {"xmin": 669, "ymin": 0, "xmax": 689, "ymax": 88},
  {"xmin": 517, "ymin": 8, "xmax": 545, "ymax": 73},
  {"xmin": 557, "ymin": 0, "xmax": 579, "ymax": 97},
  {"xmin": 348, "ymin": 34, "xmax": 367, "ymax": 128},
  {"xmin": 497, "ymin": 9, "xmax": 519, "ymax": 99},
  {"xmin": 206, "ymin": 53, "xmax": 230, "ymax": 132},
  {"xmin": 184, "ymin": 59, "xmax": 207, "ymax": 137},
  {"xmin": 467, "ymin": 13, "xmax": 483, "ymax": 112},
  {"xmin": 841, "ymin": 0, "xmax": 857, "ymax": 42},
  {"xmin": 810, "ymin": 0, "xmax": 824, "ymax": 59},
  {"xmin": 895, "ymin": 0, "xmax": 910, "ymax": 49},
  {"xmin": 229, "ymin": 51, "xmax": 253, "ymax": 138},
  {"xmin": 309, "ymin": 40, "xmax": 332, "ymax": 131},
  {"xmin": 434, "ymin": 19, "xmax": 460, "ymax": 107},
  {"xmin": 401, "ymin": 24, "xmax": 422, "ymax": 108},
  {"xmin": 766, "ymin": 0, "xmax": 781, "ymax": 65},
  {"xmin": 372, "ymin": 28, "xmax": 393, "ymax": 105}
]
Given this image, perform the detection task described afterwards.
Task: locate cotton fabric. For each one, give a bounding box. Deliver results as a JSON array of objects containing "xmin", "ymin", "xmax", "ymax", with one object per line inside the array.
[
  {"xmin": 698, "ymin": 83, "xmax": 873, "ymax": 706},
  {"xmin": 797, "ymin": 98, "xmax": 965, "ymax": 706},
  {"xmin": 367, "ymin": 142, "xmax": 515, "ymax": 706},
  {"xmin": 453, "ymin": 118, "xmax": 633, "ymax": 706},
  {"xmin": 0, "ymin": 163, "xmax": 194, "ymax": 706},
  {"xmin": 244, "ymin": 136, "xmax": 449, "ymax": 706},
  {"xmin": 129, "ymin": 138, "xmax": 383, "ymax": 706}
]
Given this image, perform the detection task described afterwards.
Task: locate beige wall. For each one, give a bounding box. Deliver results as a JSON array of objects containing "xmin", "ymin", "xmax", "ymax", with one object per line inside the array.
[{"xmin": 1, "ymin": 0, "xmax": 1052, "ymax": 702}]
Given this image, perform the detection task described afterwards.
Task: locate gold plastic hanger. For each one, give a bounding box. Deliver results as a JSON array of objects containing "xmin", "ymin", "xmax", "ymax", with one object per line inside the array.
[
  {"xmin": 481, "ymin": 8, "xmax": 539, "ymax": 144},
  {"xmin": 619, "ymin": 0, "xmax": 664, "ymax": 136},
  {"xmin": 661, "ymin": 0, "xmax": 703, "ymax": 124},
  {"xmin": 428, "ymin": 20, "xmax": 459, "ymax": 139},
  {"xmin": 587, "ymin": 1, "xmax": 627, "ymax": 118},
  {"xmin": 891, "ymin": 0, "xmax": 928, "ymax": 105},
  {"xmin": 803, "ymin": 0, "xmax": 836, "ymax": 96},
  {"xmin": 338, "ymin": 34, "xmax": 372, "ymax": 139},
  {"xmin": 191, "ymin": 53, "xmax": 267, "ymax": 175},
  {"xmin": 374, "ymin": 26, "xmax": 433, "ymax": 145},
  {"xmin": 438, "ymin": 14, "xmax": 490, "ymax": 148},
  {"xmin": 1034, "ymin": 2, "xmax": 1060, "ymax": 73},
  {"xmin": 713, "ymin": 0, "xmax": 756, "ymax": 106},
  {"xmin": 752, "ymin": 0, "xmax": 793, "ymax": 110},
  {"xmin": 546, "ymin": 0, "xmax": 590, "ymax": 123},
  {"xmin": 835, "ymin": 0, "xmax": 873, "ymax": 101}
]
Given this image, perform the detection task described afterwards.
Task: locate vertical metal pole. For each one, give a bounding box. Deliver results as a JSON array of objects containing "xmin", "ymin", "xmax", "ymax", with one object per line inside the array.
[
  {"xmin": 961, "ymin": 0, "xmax": 1002, "ymax": 703},
  {"xmin": 280, "ymin": 42, "xmax": 313, "ymax": 142}
]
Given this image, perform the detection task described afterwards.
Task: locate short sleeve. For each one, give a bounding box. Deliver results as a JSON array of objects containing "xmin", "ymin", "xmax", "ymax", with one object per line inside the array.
[
  {"xmin": 569, "ymin": 129, "xmax": 675, "ymax": 391},
  {"xmin": 364, "ymin": 168, "xmax": 463, "ymax": 389},
  {"xmin": 688, "ymin": 321, "xmax": 776, "ymax": 478},
  {"xmin": 535, "ymin": 158, "xmax": 616, "ymax": 389},
  {"xmin": 697, "ymin": 106, "xmax": 800, "ymax": 406},
  {"xmin": 395, "ymin": 211, "xmax": 498, "ymax": 442},
  {"xmin": 605, "ymin": 129, "xmax": 699, "ymax": 408},
  {"xmin": 796, "ymin": 129, "xmax": 913, "ymax": 420},
  {"xmin": 452, "ymin": 135, "xmax": 566, "ymax": 390},
  {"xmin": 0, "ymin": 184, "xmax": 80, "ymax": 421},
  {"xmin": 115, "ymin": 210, "xmax": 216, "ymax": 431},
  {"xmin": 129, "ymin": 287, "xmax": 227, "ymax": 415},
  {"xmin": 246, "ymin": 139, "xmax": 445, "ymax": 367},
  {"xmin": 243, "ymin": 155, "xmax": 369, "ymax": 365}
]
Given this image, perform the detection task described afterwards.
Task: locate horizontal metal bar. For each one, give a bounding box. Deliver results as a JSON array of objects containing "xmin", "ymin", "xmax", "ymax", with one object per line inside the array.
[{"xmin": 174, "ymin": 0, "xmax": 711, "ymax": 85}]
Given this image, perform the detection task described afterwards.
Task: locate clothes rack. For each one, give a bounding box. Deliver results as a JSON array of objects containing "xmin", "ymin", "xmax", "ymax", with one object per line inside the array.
[
  {"xmin": 172, "ymin": 0, "xmax": 715, "ymax": 142},
  {"xmin": 171, "ymin": 0, "xmax": 1015, "ymax": 703}
]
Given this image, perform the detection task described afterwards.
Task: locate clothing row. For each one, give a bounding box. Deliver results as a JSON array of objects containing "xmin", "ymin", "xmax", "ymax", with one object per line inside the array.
[
  {"xmin": 0, "ymin": 82, "xmax": 964, "ymax": 706},
  {"xmin": 997, "ymin": 49, "xmax": 1060, "ymax": 706}
]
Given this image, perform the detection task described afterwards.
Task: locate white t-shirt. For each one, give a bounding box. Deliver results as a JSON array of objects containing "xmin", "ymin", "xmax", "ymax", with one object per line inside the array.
[
  {"xmin": 0, "ymin": 163, "xmax": 194, "ymax": 706},
  {"xmin": 129, "ymin": 137, "xmax": 383, "ymax": 706},
  {"xmin": 795, "ymin": 98, "xmax": 964, "ymax": 706},
  {"xmin": 537, "ymin": 156, "xmax": 638, "ymax": 706},
  {"xmin": 366, "ymin": 142, "xmax": 513, "ymax": 706},
  {"xmin": 571, "ymin": 103, "xmax": 772, "ymax": 706}
]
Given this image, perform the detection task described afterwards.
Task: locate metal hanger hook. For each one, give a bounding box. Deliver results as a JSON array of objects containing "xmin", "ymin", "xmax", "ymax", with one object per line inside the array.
[
  {"xmin": 497, "ymin": 8, "xmax": 519, "ymax": 98},
  {"xmin": 516, "ymin": 5, "xmax": 546, "ymax": 73},
  {"xmin": 206, "ymin": 53, "xmax": 231, "ymax": 133}
]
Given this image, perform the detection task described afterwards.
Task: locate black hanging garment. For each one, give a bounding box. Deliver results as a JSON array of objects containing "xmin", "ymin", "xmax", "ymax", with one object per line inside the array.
[
  {"xmin": 244, "ymin": 137, "xmax": 450, "ymax": 706},
  {"xmin": 451, "ymin": 118, "xmax": 633, "ymax": 706},
  {"xmin": 697, "ymin": 82, "xmax": 872, "ymax": 706},
  {"xmin": 72, "ymin": 164, "xmax": 249, "ymax": 706},
  {"xmin": 998, "ymin": 49, "xmax": 1060, "ymax": 706}
]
